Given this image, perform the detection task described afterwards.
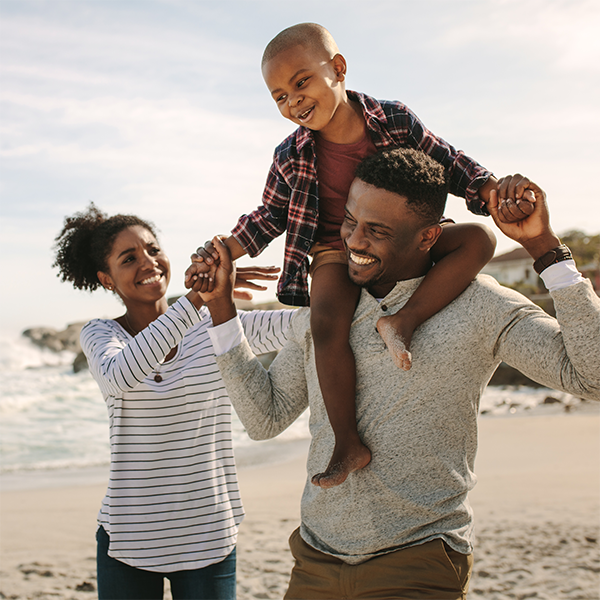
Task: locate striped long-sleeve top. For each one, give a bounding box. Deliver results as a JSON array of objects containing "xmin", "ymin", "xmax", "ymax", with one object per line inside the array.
[{"xmin": 80, "ymin": 296, "xmax": 292, "ymax": 573}]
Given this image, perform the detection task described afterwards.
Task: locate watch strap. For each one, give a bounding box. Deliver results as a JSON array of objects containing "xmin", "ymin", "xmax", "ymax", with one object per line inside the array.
[{"xmin": 533, "ymin": 244, "xmax": 572, "ymax": 274}]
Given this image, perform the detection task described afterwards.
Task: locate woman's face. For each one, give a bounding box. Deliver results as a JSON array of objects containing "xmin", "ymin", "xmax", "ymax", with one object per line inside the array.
[{"xmin": 99, "ymin": 225, "xmax": 170, "ymax": 306}]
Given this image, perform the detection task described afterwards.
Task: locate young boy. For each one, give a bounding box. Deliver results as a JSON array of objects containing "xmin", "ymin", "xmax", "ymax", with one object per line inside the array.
[{"xmin": 188, "ymin": 23, "xmax": 533, "ymax": 489}]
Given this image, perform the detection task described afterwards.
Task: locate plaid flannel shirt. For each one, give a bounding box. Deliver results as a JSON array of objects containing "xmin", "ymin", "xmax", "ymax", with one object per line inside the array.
[{"xmin": 231, "ymin": 91, "xmax": 493, "ymax": 306}]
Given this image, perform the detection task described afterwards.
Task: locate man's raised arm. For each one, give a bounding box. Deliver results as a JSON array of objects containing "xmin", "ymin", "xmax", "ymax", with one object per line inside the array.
[
  {"xmin": 192, "ymin": 237, "xmax": 310, "ymax": 440},
  {"xmin": 487, "ymin": 176, "xmax": 600, "ymax": 399}
]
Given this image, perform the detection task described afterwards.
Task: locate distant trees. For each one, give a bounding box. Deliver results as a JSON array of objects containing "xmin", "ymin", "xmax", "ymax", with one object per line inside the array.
[{"xmin": 560, "ymin": 230, "xmax": 600, "ymax": 269}]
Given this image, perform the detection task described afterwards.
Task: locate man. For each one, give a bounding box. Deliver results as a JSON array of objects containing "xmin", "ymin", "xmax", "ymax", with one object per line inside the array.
[{"xmin": 195, "ymin": 148, "xmax": 600, "ymax": 599}]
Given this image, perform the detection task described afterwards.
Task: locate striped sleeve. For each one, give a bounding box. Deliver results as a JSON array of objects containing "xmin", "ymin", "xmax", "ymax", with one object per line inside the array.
[
  {"xmin": 80, "ymin": 297, "xmax": 202, "ymax": 397},
  {"xmin": 238, "ymin": 309, "xmax": 294, "ymax": 355}
]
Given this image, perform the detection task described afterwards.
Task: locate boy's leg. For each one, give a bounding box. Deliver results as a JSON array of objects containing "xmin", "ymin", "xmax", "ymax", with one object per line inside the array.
[
  {"xmin": 310, "ymin": 260, "xmax": 370, "ymax": 488},
  {"xmin": 378, "ymin": 222, "xmax": 495, "ymax": 370}
]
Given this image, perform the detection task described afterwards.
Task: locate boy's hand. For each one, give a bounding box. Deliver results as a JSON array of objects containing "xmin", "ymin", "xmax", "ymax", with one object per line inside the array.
[
  {"xmin": 488, "ymin": 175, "xmax": 561, "ymax": 259},
  {"xmin": 193, "ymin": 239, "xmax": 221, "ymax": 266},
  {"xmin": 496, "ymin": 174, "xmax": 536, "ymax": 223}
]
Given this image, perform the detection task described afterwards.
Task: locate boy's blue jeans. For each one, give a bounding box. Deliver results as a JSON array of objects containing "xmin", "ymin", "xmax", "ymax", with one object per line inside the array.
[{"xmin": 96, "ymin": 526, "xmax": 236, "ymax": 599}]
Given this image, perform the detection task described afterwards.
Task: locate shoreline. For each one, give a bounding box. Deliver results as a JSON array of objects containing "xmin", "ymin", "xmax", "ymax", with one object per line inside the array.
[{"xmin": 1, "ymin": 414, "xmax": 598, "ymax": 599}]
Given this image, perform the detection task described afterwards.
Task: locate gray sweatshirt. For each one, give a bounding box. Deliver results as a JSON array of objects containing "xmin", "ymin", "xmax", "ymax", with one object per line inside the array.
[{"xmin": 215, "ymin": 275, "xmax": 600, "ymax": 564}]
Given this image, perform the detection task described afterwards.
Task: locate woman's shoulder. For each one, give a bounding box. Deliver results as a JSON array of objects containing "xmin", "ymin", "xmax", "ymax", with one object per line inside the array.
[{"xmin": 80, "ymin": 317, "xmax": 126, "ymax": 347}]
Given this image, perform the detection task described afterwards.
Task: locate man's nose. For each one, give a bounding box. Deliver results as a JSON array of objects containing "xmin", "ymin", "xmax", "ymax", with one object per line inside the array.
[{"xmin": 345, "ymin": 225, "xmax": 367, "ymax": 250}]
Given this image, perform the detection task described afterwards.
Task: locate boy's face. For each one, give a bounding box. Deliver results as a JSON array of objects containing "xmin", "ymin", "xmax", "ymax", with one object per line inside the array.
[{"xmin": 262, "ymin": 44, "xmax": 347, "ymax": 135}]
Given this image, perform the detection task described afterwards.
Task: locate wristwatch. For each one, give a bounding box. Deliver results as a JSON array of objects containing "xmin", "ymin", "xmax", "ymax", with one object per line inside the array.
[{"xmin": 533, "ymin": 244, "xmax": 573, "ymax": 274}]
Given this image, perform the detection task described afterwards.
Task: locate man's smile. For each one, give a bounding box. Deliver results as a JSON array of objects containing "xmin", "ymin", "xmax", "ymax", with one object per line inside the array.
[{"xmin": 349, "ymin": 251, "xmax": 377, "ymax": 266}]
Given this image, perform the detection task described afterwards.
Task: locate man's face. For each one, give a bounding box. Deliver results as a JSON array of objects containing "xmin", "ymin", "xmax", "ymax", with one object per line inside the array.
[
  {"xmin": 262, "ymin": 44, "xmax": 346, "ymax": 135},
  {"xmin": 340, "ymin": 179, "xmax": 441, "ymax": 298}
]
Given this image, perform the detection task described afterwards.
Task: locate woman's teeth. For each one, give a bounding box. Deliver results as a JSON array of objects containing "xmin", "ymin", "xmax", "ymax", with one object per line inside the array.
[{"xmin": 140, "ymin": 275, "xmax": 161, "ymax": 285}]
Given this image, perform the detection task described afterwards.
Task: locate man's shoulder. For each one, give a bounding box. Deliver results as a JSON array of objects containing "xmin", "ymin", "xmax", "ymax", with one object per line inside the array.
[
  {"xmin": 289, "ymin": 306, "xmax": 311, "ymax": 336},
  {"xmin": 466, "ymin": 274, "xmax": 539, "ymax": 306}
]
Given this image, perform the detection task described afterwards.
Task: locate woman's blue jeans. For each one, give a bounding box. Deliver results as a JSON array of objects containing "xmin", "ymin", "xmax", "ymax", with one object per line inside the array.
[{"xmin": 96, "ymin": 526, "xmax": 236, "ymax": 599}]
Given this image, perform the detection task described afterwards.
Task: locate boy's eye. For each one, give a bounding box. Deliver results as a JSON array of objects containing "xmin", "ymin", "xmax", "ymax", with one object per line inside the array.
[
  {"xmin": 297, "ymin": 78, "xmax": 308, "ymax": 88},
  {"xmin": 276, "ymin": 94, "xmax": 287, "ymax": 103}
]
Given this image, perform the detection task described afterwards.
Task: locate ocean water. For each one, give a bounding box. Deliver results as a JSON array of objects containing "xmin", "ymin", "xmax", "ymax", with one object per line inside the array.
[{"xmin": 0, "ymin": 334, "xmax": 593, "ymax": 477}]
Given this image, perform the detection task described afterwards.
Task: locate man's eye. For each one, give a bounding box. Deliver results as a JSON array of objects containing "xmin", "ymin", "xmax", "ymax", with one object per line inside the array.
[{"xmin": 149, "ymin": 247, "xmax": 160, "ymax": 255}]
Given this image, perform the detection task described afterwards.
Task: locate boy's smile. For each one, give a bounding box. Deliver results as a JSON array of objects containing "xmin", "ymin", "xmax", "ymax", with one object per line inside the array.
[{"xmin": 262, "ymin": 44, "xmax": 363, "ymax": 144}]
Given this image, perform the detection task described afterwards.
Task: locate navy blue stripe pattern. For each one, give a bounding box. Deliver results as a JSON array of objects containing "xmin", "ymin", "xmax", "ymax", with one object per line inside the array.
[{"xmin": 81, "ymin": 298, "xmax": 292, "ymax": 572}]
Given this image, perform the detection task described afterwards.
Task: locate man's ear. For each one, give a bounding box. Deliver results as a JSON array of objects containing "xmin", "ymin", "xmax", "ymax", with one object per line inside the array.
[
  {"xmin": 418, "ymin": 224, "xmax": 443, "ymax": 252},
  {"xmin": 331, "ymin": 53, "xmax": 347, "ymax": 81},
  {"xmin": 97, "ymin": 271, "xmax": 115, "ymax": 292}
]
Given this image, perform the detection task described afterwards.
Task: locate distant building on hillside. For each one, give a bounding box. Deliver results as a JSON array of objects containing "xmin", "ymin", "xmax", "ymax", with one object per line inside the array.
[{"xmin": 481, "ymin": 247, "xmax": 538, "ymax": 287}]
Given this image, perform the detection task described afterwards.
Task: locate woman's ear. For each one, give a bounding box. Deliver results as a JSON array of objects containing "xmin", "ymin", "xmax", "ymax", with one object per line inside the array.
[{"xmin": 97, "ymin": 271, "xmax": 115, "ymax": 292}]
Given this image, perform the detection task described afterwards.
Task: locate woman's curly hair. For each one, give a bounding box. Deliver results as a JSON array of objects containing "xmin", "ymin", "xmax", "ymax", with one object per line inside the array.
[{"xmin": 53, "ymin": 203, "xmax": 158, "ymax": 291}]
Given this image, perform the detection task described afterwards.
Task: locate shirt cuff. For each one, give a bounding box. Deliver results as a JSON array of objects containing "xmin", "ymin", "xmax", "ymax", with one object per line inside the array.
[
  {"xmin": 208, "ymin": 315, "xmax": 244, "ymax": 356},
  {"xmin": 540, "ymin": 259, "xmax": 586, "ymax": 292}
]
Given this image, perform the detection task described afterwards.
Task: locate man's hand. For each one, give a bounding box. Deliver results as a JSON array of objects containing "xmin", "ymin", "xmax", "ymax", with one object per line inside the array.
[
  {"xmin": 480, "ymin": 175, "xmax": 535, "ymax": 223},
  {"xmin": 190, "ymin": 236, "xmax": 236, "ymax": 325},
  {"xmin": 488, "ymin": 175, "xmax": 561, "ymax": 260}
]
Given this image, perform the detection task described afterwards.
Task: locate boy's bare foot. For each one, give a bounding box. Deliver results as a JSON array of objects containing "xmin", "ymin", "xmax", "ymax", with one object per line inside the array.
[
  {"xmin": 311, "ymin": 441, "xmax": 371, "ymax": 488},
  {"xmin": 376, "ymin": 314, "xmax": 413, "ymax": 371}
]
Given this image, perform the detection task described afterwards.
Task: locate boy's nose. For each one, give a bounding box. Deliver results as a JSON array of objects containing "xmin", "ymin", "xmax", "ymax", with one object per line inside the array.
[{"xmin": 288, "ymin": 93, "xmax": 303, "ymax": 107}]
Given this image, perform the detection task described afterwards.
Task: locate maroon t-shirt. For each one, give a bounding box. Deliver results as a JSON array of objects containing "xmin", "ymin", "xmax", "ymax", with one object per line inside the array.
[{"xmin": 314, "ymin": 128, "xmax": 377, "ymax": 250}]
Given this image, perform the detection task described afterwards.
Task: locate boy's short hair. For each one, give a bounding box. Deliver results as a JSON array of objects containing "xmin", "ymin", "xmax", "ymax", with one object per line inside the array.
[
  {"xmin": 262, "ymin": 23, "xmax": 339, "ymax": 67},
  {"xmin": 354, "ymin": 148, "xmax": 449, "ymax": 226}
]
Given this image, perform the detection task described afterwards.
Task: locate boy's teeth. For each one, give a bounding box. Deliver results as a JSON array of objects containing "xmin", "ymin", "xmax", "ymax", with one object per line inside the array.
[{"xmin": 350, "ymin": 252, "xmax": 376, "ymax": 265}]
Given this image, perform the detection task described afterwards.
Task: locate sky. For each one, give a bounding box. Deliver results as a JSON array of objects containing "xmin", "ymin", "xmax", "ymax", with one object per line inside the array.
[{"xmin": 1, "ymin": 0, "xmax": 599, "ymax": 335}]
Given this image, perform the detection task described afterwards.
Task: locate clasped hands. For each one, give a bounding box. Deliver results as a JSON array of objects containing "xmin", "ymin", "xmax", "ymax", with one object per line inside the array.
[{"xmin": 185, "ymin": 236, "xmax": 278, "ymax": 304}]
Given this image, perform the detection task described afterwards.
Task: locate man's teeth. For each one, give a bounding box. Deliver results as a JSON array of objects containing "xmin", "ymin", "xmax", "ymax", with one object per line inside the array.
[
  {"xmin": 350, "ymin": 252, "xmax": 376, "ymax": 266},
  {"xmin": 140, "ymin": 275, "xmax": 161, "ymax": 284}
]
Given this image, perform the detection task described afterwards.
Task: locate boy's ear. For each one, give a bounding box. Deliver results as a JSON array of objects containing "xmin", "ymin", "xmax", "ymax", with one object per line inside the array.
[
  {"xmin": 331, "ymin": 53, "xmax": 347, "ymax": 81},
  {"xmin": 418, "ymin": 224, "xmax": 443, "ymax": 252}
]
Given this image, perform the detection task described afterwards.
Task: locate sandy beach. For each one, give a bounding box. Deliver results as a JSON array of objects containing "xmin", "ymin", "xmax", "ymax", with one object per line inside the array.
[{"xmin": 1, "ymin": 412, "xmax": 598, "ymax": 600}]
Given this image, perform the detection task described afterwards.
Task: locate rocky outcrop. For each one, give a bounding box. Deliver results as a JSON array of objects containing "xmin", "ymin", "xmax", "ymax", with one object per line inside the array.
[
  {"xmin": 488, "ymin": 362, "xmax": 543, "ymax": 388},
  {"xmin": 23, "ymin": 323, "xmax": 85, "ymax": 354},
  {"xmin": 22, "ymin": 323, "xmax": 87, "ymax": 372}
]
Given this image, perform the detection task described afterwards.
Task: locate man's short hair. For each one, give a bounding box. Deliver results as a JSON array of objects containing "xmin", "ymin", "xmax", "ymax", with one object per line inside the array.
[
  {"xmin": 262, "ymin": 23, "xmax": 339, "ymax": 68},
  {"xmin": 354, "ymin": 148, "xmax": 448, "ymax": 225}
]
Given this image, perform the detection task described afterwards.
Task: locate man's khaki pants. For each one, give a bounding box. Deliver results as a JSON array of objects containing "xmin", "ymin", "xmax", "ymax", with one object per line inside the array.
[{"xmin": 284, "ymin": 528, "xmax": 473, "ymax": 600}]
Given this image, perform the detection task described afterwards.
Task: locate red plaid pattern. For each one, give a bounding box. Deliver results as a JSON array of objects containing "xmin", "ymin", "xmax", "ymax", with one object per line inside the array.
[{"xmin": 232, "ymin": 91, "xmax": 493, "ymax": 306}]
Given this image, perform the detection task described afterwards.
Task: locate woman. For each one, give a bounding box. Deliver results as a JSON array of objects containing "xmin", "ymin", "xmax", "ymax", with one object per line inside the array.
[{"xmin": 53, "ymin": 204, "xmax": 292, "ymax": 599}]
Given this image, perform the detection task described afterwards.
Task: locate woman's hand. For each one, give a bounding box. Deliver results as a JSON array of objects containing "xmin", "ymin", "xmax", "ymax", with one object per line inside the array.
[{"xmin": 232, "ymin": 265, "xmax": 280, "ymax": 301}]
